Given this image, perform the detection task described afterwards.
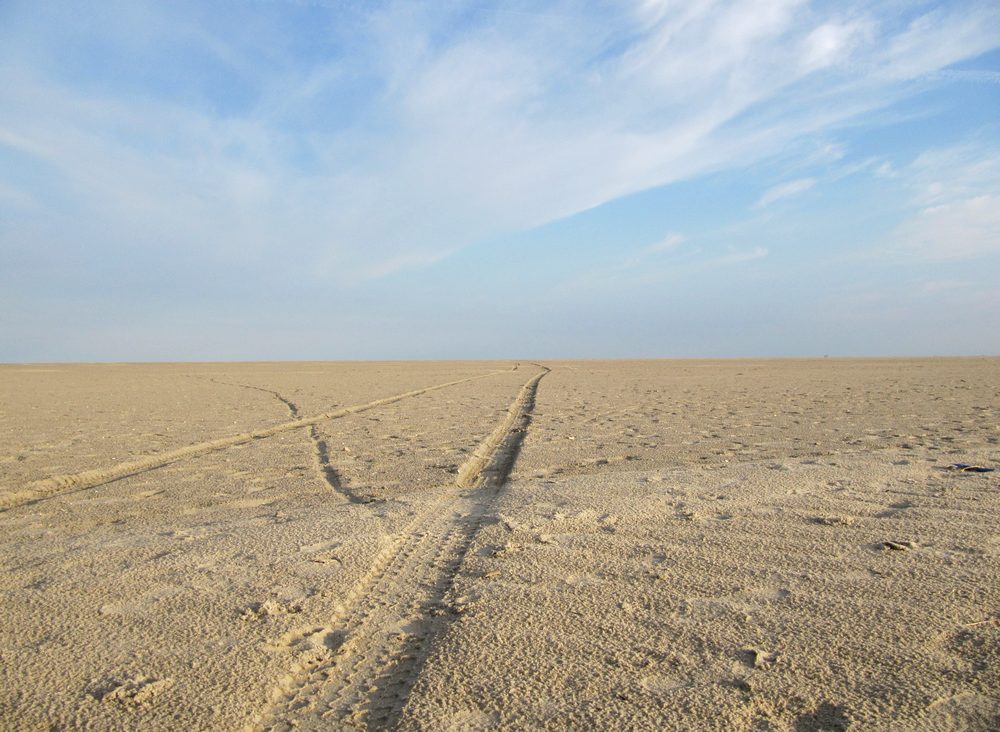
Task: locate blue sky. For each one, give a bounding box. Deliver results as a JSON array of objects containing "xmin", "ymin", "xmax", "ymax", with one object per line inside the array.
[{"xmin": 1, "ymin": 0, "xmax": 998, "ymax": 361}]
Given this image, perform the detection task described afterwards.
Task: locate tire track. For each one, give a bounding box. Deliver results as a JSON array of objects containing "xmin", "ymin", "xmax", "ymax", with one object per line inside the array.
[
  {"xmin": 455, "ymin": 364, "xmax": 548, "ymax": 490},
  {"xmin": 251, "ymin": 366, "xmax": 548, "ymax": 731},
  {"xmin": 198, "ymin": 376, "xmax": 361, "ymax": 504},
  {"xmin": 310, "ymin": 424, "xmax": 365, "ymax": 504},
  {"xmin": 0, "ymin": 368, "xmax": 515, "ymax": 512},
  {"xmin": 194, "ymin": 376, "xmax": 302, "ymax": 419}
]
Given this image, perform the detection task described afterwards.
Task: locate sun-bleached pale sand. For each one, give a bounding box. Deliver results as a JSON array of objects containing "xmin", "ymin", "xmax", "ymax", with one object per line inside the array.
[{"xmin": 1, "ymin": 359, "xmax": 997, "ymax": 730}]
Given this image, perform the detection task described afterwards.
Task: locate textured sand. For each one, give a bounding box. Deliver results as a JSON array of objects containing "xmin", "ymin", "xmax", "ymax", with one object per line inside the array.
[{"xmin": 1, "ymin": 359, "xmax": 997, "ymax": 730}]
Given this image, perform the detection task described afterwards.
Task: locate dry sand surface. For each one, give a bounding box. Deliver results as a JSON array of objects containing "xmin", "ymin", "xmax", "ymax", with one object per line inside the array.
[{"xmin": 1, "ymin": 358, "xmax": 997, "ymax": 730}]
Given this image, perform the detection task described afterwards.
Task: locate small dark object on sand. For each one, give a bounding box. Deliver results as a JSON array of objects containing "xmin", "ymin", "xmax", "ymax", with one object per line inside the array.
[{"xmin": 946, "ymin": 463, "xmax": 994, "ymax": 473}]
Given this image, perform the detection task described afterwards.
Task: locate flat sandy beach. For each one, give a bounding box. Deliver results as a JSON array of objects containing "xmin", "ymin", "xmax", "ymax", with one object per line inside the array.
[{"xmin": 1, "ymin": 359, "xmax": 997, "ymax": 730}]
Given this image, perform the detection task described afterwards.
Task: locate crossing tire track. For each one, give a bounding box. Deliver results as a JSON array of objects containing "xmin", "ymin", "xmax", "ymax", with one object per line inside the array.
[
  {"xmin": 0, "ymin": 367, "xmax": 514, "ymax": 512},
  {"xmin": 251, "ymin": 366, "xmax": 549, "ymax": 731}
]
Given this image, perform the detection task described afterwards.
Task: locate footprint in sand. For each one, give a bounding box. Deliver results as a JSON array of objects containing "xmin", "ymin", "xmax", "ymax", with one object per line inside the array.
[
  {"xmin": 747, "ymin": 587, "xmax": 791, "ymax": 602},
  {"xmin": 269, "ymin": 625, "xmax": 343, "ymax": 654},
  {"xmin": 241, "ymin": 598, "xmax": 303, "ymax": 621},
  {"xmin": 810, "ymin": 516, "xmax": 855, "ymax": 527},
  {"xmin": 93, "ymin": 675, "xmax": 173, "ymax": 706},
  {"xmin": 876, "ymin": 500, "xmax": 912, "ymax": 518},
  {"xmin": 740, "ymin": 649, "xmax": 779, "ymax": 669}
]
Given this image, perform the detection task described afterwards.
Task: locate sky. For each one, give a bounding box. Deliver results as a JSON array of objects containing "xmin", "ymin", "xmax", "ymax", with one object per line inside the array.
[{"xmin": 1, "ymin": 0, "xmax": 999, "ymax": 361}]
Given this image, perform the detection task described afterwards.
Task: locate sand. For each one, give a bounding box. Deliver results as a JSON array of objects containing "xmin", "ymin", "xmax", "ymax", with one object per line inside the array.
[{"xmin": 1, "ymin": 359, "xmax": 997, "ymax": 730}]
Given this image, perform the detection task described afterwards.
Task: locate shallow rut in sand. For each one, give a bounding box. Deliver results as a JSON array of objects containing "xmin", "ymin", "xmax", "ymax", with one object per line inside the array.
[{"xmin": 252, "ymin": 366, "xmax": 549, "ymax": 731}]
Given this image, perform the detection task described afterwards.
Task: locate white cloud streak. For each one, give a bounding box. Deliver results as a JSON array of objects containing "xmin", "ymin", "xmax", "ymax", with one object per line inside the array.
[
  {"xmin": 754, "ymin": 177, "xmax": 817, "ymax": 208},
  {"xmin": 893, "ymin": 194, "xmax": 1000, "ymax": 260},
  {"xmin": 708, "ymin": 246, "xmax": 769, "ymax": 266},
  {"xmin": 1, "ymin": 0, "xmax": 998, "ymax": 283},
  {"xmin": 643, "ymin": 233, "xmax": 686, "ymax": 254},
  {"xmin": 884, "ymin": 145, "xmax": 1000, "ymax": 260}
]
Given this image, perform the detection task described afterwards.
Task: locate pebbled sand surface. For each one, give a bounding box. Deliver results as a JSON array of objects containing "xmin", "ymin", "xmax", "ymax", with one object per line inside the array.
[{"xmin": 1, "ymin": 359, "xmax": 997, "ymax": 730}]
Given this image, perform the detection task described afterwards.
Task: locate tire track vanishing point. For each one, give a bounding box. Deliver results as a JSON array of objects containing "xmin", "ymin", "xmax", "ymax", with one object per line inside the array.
[{"xmin": 252, "ymin": 365, "xmax": 549, "ymax": 731}]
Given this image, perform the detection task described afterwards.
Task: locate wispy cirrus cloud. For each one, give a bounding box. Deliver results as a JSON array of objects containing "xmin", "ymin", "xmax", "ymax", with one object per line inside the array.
[
  {"xmin": 2, "ymin": 0, "xmax": 998, "ymax": 288},
  {"xmin": 621, "ymin": 233, "xmax": 687, "ymax": 267},
  {"xmin": 753, "ymin": 177, "xmax": 817, "ymax": 208},
  {"xmin": 885, "ymin": 144, "xmax": 1000, "ymax": 260},
  {"xmin": 709, "ymin": 246, "xmax": 769, "ymax": 266},
  {"xmin": 891, "ymin": 193, "xmax": 1000, "ymax": 261}
]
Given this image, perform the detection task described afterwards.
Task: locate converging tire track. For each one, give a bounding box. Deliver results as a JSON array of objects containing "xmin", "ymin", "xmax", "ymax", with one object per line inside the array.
[
  {"xmin": 251, "ymin": 366, "xmax": 549, "ymax": 731},
  {"xmin": 196, "ymin": 376, "xmax": 359, "ymax": 503},
  {"xmin": 0, "ymin": 367, "xmax": 516, "ymax": 512},
  {"xmin": 194, "ymin": 376, "xmax": 356, "ymax": 501}
]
